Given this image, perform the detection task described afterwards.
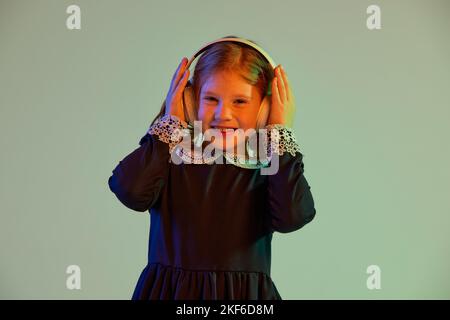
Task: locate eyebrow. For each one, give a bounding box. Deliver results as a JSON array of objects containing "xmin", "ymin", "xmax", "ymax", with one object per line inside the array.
[{"xmin": 203, "ymin": 91, "xmax": 251, "ymax": 99}]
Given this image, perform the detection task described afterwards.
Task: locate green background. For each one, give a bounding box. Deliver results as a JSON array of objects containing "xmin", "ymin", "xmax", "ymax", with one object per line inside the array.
[{"xmin": 1, "ymin": 0, "xmax": 449, "ymax": 299}]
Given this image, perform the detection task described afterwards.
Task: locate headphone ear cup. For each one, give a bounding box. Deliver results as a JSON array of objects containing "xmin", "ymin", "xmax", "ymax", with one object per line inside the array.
[
  {"xmin": 255, "ymin": 95, "xmax": 271, "ymax": 130},
  {"xmin": 182, "ymin": 80, "xmax": 196, "ymax": 126}
]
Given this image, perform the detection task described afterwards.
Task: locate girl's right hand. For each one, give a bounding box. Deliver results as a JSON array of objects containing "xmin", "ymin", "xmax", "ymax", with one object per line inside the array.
[{"xmin": 164, "ymin": 57, "xmax": 190, "ymax": 122}]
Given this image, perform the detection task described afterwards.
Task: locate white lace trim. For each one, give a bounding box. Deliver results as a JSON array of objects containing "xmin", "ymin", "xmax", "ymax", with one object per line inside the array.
[
  {"xmin": 264, "ymin": 124, "xmax": 302, "ymax": 157},
  {"xmin": 171, "ymin": 147, "xmax": 270, "ymax": 168},
  {"xmin": 147, "ymin": 115, "xmax": 301, "ymax": 167},
  {"xmin": 147, "ymin": 114, "xmax": 190, "ymax": 154}
]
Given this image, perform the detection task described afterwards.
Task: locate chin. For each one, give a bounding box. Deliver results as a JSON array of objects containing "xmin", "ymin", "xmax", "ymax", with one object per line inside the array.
[
  {"xmin": 210, "ymin": 139, "xmax": 235, "ymax": 151},
  {"xmin": 213, "ymin": 135, "xmax": 246, "ymax": 153}
]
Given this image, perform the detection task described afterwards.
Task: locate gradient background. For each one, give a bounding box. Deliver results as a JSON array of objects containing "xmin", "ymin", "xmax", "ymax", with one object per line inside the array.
[{"xmin": 1, "ymin": 0, "xmax": 449, "ymax": 299}]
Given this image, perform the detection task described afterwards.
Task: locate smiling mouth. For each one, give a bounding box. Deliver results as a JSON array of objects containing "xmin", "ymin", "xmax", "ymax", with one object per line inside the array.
[
  {"xmin": 219, "ymin": 130, "xmax": 234, "ymax": 136},
  {"xmin": 209, "ymin": 128, "xmax": 237, "ymax": 144},
  {"xmin": 211, "ymin": 126, "xmax": 236, "ymax": 133},
  {"xmin": 211, "ymin": 125, "xmax": 238, "ymax": 129},
  {"xmin": 215, "ymin": 128, "xmax": 234, "ymax": 131}
]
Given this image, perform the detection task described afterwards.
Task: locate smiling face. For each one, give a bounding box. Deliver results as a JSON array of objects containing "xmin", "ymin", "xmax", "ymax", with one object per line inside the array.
[{"xmin": 197, "ymin": 69, "xmax": 263, "ymax": 152}]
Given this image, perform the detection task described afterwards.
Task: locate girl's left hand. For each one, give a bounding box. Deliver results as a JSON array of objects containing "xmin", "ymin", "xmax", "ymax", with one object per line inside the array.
[{"xmin": 267, "ymin": 65, "xmax": 296, "ymax": 127}]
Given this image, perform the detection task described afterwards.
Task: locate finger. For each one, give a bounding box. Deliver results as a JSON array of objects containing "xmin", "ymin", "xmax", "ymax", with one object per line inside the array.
[
  {"xmin": 280, "ymin": 66, "xmax": 291, "ymax": 101},
  {"xmin": 171, "ymin": 57, "xmax": 188, "ymax": 91},
  {"xmin": 170, "ymin": 57, "xmax": 188, "ymax": 93},
  {"xmin": 276, "ymin": 66, "xmax": 287, "ymax": 102},
  {"xmin": 272, "ymin": 76, "xmax": 282, "ymax": 106},
  {"xmin": 173, "ymin": 69, "xmax": 190, "ymax": 98}
]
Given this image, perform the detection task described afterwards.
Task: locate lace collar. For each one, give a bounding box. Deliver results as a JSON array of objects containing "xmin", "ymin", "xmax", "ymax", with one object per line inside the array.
[{"xmin": 171, "ymin": 139, "xmax": 272, "ymax": 169}]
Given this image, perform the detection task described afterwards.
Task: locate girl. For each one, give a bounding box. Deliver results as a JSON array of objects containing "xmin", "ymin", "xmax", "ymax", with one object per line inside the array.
[{"xmin": 108, "ymin": 36, "xmax": 316, "ymax": 300}]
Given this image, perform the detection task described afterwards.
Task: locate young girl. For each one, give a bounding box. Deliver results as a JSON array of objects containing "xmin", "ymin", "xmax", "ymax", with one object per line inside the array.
[{"xmin": 108, "ymin": 36, "xmax": 316, "ymax": 300}]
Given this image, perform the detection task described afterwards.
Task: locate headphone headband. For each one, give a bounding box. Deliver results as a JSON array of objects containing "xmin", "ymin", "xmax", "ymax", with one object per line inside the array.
[{"xmin": 185, "ymin": 37, "xmax": 277, "ymax": 70}]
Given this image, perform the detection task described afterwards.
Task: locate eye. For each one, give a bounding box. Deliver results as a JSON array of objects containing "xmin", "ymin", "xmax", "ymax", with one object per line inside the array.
[{"xmin": 202, "ymin": 97, "xmax": 247, "ymax": 105}]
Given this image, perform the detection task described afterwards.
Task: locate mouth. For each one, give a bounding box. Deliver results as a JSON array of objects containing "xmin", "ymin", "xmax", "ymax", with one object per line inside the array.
[{"xmin": 211, "ymin": 126, "xmax": 237, "ymax": 135}]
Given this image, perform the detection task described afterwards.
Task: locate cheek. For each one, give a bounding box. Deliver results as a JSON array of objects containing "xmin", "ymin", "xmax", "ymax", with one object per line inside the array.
[
  {"xmin": 237, "ymin": 104, "xmax": 260, "ymax": 127},
  {"xmin": 197, "ymin": 104, "xmax": 214, "ymax": 128},
  {"xmin": 198, "ymin": 104, "xmax": 212, "ymax": 119}
]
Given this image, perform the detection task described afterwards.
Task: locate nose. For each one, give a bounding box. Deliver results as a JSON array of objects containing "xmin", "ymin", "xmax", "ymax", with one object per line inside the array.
[{"xmin": 214, "ymin": 101, "xmax": 232, "ymax": 121}]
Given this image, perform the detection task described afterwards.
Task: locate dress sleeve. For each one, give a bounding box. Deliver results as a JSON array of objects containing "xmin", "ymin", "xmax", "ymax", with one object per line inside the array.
[
  {"xmin": 108, "ymin": 114, "xmax": 188, "ymax": 212},
  {"xmin": 263, "ymin": 124, "xmax": 317, "ymax": 233}
]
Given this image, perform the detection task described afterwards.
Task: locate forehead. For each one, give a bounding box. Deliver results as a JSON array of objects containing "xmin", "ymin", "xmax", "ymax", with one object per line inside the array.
[{"xmin": 200, "ymin": 70, "xmax": 257, "ymax": 98}]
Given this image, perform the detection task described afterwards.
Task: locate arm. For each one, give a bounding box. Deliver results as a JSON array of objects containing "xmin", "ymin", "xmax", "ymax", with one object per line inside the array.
[
  {"xmin": 263, "ymin": 124, "xmax": 316, "ymax": 233},
  {"xmin": 108, "ymin": 114, "xmax": 188, "ymax": 212}
]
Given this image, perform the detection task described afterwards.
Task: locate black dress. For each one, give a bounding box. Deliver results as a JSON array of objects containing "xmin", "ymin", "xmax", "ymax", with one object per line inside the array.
[{"xmin": 108, "ymin": 114, "xmax": 316, "ymax": 300}]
